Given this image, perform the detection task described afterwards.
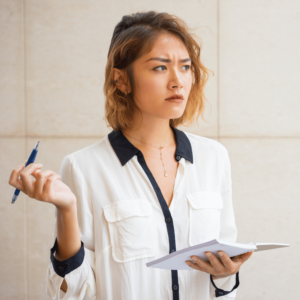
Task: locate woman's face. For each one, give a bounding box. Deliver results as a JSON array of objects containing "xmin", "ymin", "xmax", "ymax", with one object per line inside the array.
[{"xmin": 130, "ymin": 33, "xmax": 193, "ymax": 121}]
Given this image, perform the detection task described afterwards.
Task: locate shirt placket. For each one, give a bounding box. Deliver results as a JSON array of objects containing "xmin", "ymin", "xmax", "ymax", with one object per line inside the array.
[
  {"xmin": 169, "ymin": 158, "xmax": 185, "ymax": 213},
  {"xmin": 136, "ymin": 151, "xmax": 184, "ymax": 300}
]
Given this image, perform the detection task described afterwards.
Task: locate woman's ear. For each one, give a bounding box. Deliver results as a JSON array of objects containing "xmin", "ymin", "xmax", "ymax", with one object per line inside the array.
[{"xmin": 113, "ymin": 68, "xmax": 131, "ymax": 94}]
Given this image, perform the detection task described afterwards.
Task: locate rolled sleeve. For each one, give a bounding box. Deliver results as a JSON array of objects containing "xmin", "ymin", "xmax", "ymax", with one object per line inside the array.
[
  {"xmin": 46, "ymin": 255, "xmax": 96, "ymax": 300},
  {"xmin": 46, "ymin": 154, "xmax": 96, "ymax": 299},
  {"xmin": 210, "ymin": 272, "xmax": 239, "ymax": 298},
  {"xmin": 50, "ymin": 238, "xmax": 85, "ymax": 278}
]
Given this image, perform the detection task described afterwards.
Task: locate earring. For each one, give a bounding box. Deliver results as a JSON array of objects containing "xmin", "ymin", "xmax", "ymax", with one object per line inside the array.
[{"xmin": 115, "ymin": 80, "xmax": 118, "ymax": 83}]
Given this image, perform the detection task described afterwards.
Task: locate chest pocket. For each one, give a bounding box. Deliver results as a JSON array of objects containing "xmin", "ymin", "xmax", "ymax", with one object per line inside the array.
[
  {"xmin": 103, "ymin": 199, "xmax": 156, "ymax": 263},
  {"xmin": 186, "ymin": 191, "xmax": 223, "ymax": 246}
]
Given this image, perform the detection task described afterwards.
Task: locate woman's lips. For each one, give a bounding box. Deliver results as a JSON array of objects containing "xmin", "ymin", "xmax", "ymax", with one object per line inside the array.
[{"xmin": 165, "ymin": 98, "xmax": 184, "ymax": 103}]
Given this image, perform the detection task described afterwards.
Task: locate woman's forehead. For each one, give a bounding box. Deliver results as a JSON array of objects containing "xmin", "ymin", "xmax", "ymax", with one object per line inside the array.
[{"xmin": 142, "ymin": 34, "xmax": 190, "ymax": 62}]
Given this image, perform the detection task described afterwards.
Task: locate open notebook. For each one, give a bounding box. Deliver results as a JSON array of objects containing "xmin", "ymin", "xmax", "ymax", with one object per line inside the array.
[{"xmin": 146, "ymin": 239, "xmax": 289, "ymax": 270}]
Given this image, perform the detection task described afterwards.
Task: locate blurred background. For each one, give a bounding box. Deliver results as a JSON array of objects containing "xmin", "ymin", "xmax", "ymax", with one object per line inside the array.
[{"xmin": 1, "ymin": 0, "xmax": 299, "ymax": 299}]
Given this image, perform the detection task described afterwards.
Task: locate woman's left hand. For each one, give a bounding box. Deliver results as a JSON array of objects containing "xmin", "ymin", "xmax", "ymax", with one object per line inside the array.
[{"xmin": 185, "ymin": 250, "xmax": 253, "ymax": 279}]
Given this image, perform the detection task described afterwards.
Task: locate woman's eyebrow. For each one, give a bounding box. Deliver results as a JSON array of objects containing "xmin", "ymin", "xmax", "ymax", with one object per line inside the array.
[{"xmin": 145, "ymin": 57, "xmax": 191, "ymax": 63}]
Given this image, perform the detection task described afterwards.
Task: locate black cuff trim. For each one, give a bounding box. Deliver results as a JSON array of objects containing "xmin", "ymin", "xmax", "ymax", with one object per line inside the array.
[
  {"xmin": 50, "ymin": 238, "xmax": 85, "ymax": 278},
  {"xmin": 210, "ymin": 271, "xmax": 240, "ymax": 298}
]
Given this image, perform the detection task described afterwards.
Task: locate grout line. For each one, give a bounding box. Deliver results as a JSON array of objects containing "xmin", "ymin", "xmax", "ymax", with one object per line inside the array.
[
  {"xmin": 0, "ymin": 135, "xmax": 107, "ymax": 139},
  {"xmin": 217, "ymin": 0, "xmax": 220, "ymax": 141},
  {"xmin": 1, "ymin": 135, "xmax": 300, "ymax": 139},
  {"xmin": 22, "ymin": 0, "xmax": 28, "ymax": 298},
  {"xmin": 216, "ymin": 136, "xmax": 300, "ymax": 139}
]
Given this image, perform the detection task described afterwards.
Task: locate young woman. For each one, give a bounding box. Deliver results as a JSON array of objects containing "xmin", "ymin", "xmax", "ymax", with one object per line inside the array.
[{"xmin": 9, "ymin": 11, "xmax": 252, "ymax": 300}]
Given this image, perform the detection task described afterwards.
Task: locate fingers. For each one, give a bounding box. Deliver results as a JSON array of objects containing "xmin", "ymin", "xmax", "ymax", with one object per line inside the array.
[
  {"xmin": 43, "ymin": 173, "xmax": 61, "ymax": 202},
  {"xmin": 185, "ymin": 258, "xmax": 207, "ymax": 272},
  {"xmin": 9, "ymin": 160, "xmax": 63, "ymax": 204},
  {"xmin": 9, "ymin": 163, "xmax": 36, "ymax": 192},
  {"xmin": 204, "ymin": 252, "xmax": 225, "ymax": 273},
  {"xmin": 232, "ymin": 251, "xmax": 253, "ymax": 264},
  {"xmin": 186, "ymin": 250, "xmax": 254, "ymax": 276},
  {"xmin": 34, "ymin": 170, "xmax": 58, "ymax": 199},
  {"xmin": 20, "ymin": 163, "xmax": 44, "ymax": 196},
  {"xmin": 9, "ymin": 163, "xmax": 43, "ymax": 196},
  {"xmin": 186, "ymin": 251, "xmax": 241, "ymax": 276},
  {"xmin": 186, "ymin": 254, "xmax": 216, "ymax": 275},
  {"xmin": 217, "ymin": 251, "xmax": 236, "ymax": 273},
  {"xmin": 8, "ymin": 165, "xmax": 25, "ymax": 191}
]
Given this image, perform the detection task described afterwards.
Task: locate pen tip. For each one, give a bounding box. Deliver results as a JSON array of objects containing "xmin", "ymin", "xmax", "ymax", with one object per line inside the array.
[{"xmin": 34, "ymin": 141, "xmax": 40, "ymax": 150}]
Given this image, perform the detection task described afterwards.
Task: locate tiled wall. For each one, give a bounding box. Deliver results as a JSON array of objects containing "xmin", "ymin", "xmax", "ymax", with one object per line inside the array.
[{"xmin": 1, "ymin": 1, "xmax": 298, "ymax": 299}]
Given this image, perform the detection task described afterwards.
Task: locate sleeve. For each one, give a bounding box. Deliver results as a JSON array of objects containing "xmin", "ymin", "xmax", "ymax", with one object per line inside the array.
[
  {"xmin": 210, "ymin": 146, "xmax": 239, "ymax": 299},
  {"xmin": 46, "ymin": 154, "xmax": 96, "ymax": 300}
]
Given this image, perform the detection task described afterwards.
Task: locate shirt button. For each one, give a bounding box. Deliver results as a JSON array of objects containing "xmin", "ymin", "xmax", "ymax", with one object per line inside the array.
[
  {"xmin": 165, "ymin": 217, "xmax": 171, "ymax": 223},
  {"xmin": 173, "ymin": 285, "xmax": 178, "ymax": 291},
  {"xmin": 175, "ymin": 155, "xmax": 181, "ymax": 161}
]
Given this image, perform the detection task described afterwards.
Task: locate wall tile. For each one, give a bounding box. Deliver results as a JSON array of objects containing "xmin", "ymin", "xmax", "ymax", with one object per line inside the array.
[
  {"xmin": 219, "ymin": 138, "xmax": 299, "ymax": 299},
  {"xmin": 25, "ymin": 1, "xmax": 107, "ymax": 137},
  {"xmin": 219, "ymin": 0, "xmax": 300, "ymax": 137},
  {"xmin": 0, "ymin": 0, "xmax": 25, "ymax": 136},
  {"xmin": 26, "ymin": 0, "xmax": 218, "ymax": 137},
  {"xmin": 26, "ymin": 137, "xmax": 100, "ymax": 298},
  {"xmin": 0, "ymin": 138, "xmax": 26, "ymax": 299}
]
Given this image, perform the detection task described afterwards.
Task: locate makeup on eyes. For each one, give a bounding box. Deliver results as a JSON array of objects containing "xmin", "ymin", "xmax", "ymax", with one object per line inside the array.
[{"xmin": 153, "ymin": 65, "xmax": 191, "ymax": 71}]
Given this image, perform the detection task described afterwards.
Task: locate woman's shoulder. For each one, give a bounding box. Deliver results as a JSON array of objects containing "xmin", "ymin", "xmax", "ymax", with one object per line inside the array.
[
  {"xmin": 183, "ymin": 130, "xmax": 229, "ymax": 156},
  {"xmin": 61, "ymin": 135, "xmax": 112, "ymax": 166}
]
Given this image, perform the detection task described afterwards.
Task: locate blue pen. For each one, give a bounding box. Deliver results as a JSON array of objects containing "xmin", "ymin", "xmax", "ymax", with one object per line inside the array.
[{"xmin": 11, "ymin": 141, "xmax": 40, "ymax": 204}]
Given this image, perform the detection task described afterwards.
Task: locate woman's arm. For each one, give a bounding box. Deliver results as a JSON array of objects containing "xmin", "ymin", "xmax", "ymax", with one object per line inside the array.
[
  {"xmin": 54, "ymin": 202, "xmax": 81, "ymax": 292},
  {"xmin": 46, "ymin": 154, "xmax": 96, "ymax": 299}
]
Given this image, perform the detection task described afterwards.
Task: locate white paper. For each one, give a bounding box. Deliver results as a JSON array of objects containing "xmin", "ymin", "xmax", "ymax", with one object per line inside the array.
[{"xmin": 146, "ymin": 239, "xmax": 289, "ymax": 270}]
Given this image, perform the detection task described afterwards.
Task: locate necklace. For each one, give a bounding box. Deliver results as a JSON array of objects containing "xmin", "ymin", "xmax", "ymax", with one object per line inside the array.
[{"xmin": 123, "ymin": 131, "xmax": 173, "ymax": 177}]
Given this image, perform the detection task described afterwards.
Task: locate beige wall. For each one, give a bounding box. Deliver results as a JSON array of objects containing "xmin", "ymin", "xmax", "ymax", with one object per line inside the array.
[{"xmin": 1, "ymin": 0, "xmax": 299, "ymax": 299}]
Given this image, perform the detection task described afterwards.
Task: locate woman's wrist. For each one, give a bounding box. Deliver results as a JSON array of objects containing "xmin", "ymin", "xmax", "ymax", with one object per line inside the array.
[
  {"xmin": 55, "ymin": 196, "xmax": 77, "ymax": 215},
  {"xmin": 212, "ymin": 273, "xmax": 232, "ymax": 280}
]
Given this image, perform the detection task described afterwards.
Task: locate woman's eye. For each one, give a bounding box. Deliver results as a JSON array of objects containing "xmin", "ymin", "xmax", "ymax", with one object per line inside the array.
[
  {"xmin": 153, "ymin": 65, "xmax": 191, "ymax": 71},
  {"xmin": 153, "ymin": 65, "xmax": 166, "ymax": 71},
  {"xmin": 183, "ymin": 65, "xmax": 191, "ymax": 71}
]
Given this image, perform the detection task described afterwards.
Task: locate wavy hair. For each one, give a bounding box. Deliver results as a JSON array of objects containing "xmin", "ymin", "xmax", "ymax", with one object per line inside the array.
[{"xmin": 103, "ymin": 10, "xmax": 214, "ymax": 131}]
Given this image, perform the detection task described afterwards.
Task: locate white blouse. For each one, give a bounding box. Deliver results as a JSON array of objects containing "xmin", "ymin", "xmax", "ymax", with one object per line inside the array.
[{"xmin": 46, "ymin": 127, "xmax": 239, "ymax": 300}]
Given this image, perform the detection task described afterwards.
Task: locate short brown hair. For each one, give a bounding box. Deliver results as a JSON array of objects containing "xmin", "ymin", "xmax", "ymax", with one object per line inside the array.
[{"xmin": 103, "ymin": 10, "xmax": 214, "ymax": 131}]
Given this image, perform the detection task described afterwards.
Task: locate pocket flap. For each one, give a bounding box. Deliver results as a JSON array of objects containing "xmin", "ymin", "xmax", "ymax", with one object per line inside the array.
[
  {"xmin": 186, "ymin": 191, "xmax": 223, "ymax": 209},
  {"xmin": 103, "ymin": 199, "xmax": 151, "ymax": 223}
]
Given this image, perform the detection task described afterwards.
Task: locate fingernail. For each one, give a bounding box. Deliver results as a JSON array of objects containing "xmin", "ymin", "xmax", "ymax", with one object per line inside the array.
[
  {"xmin": 205, "ymin": 252, "xmax": 211, "ymax": 257},
  {"xmin": 190, "ymin": 256, "xmax": 197, "ymax": 262},
  {"xmin": 218, "ymin": 252, "xmax": 224, "ymax": 257}
]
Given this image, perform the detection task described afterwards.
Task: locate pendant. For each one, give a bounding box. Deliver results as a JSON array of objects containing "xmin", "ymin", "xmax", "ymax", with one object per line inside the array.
[{"xmin": 164, "ymin": 173, "xmax": 168, "ymax": 177}]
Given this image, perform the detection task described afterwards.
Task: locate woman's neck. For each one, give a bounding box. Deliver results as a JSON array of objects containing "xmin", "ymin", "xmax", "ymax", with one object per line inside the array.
[{"xmin": 121, "ymin": 119, "xmax": 175, "ymax": 149}]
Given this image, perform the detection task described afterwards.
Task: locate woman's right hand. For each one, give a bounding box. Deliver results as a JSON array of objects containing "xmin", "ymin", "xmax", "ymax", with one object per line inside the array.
[{"xmin": 8, "ymin": 161, "xmax": 77, "ymax": 212}]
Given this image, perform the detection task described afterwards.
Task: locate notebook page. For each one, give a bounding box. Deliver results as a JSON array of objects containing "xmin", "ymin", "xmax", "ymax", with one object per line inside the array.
[
  {"xmin": 255, "ymin": 243, "xmax": 289, "ymax": 252},
  {"xmin": 146, "ymin": 239, "xmax": 257, "ymax": 270}
]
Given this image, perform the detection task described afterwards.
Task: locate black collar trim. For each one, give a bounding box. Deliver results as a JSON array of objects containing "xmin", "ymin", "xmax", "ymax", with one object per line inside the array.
[{"xmin": 108, "ymin": 127, "xmax": 193, "ymax": 166}]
